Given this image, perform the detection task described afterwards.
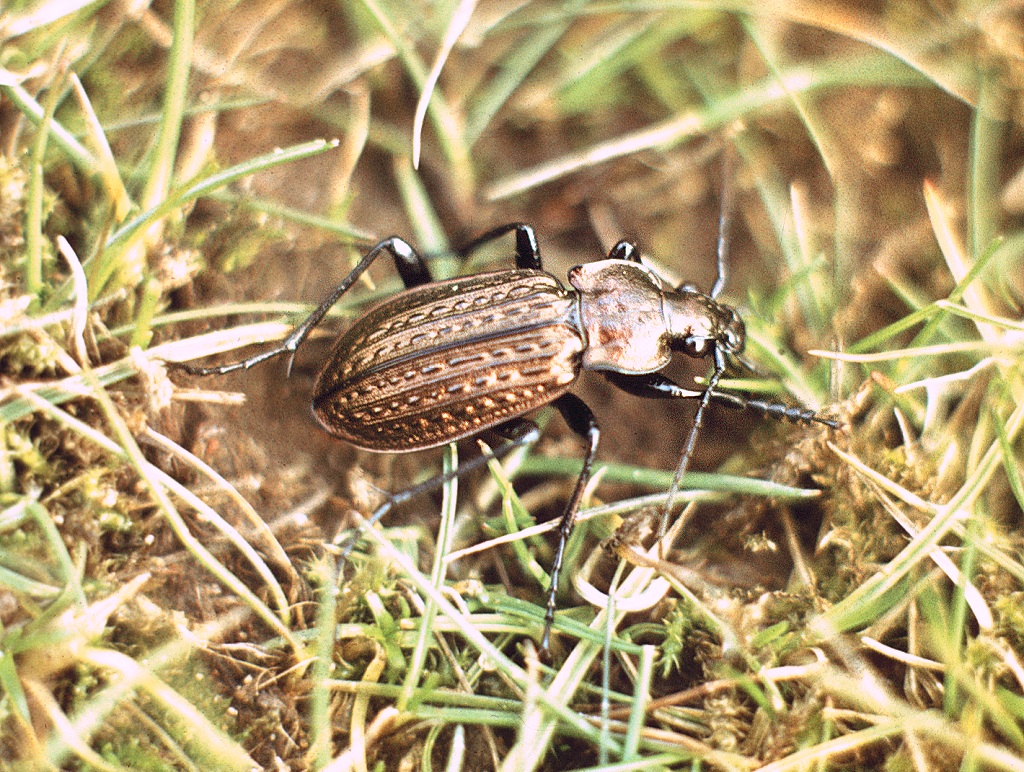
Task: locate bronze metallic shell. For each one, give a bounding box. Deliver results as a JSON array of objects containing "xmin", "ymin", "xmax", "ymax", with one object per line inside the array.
[{"xmin": 312, "ymin": 270, "xmax": 584, "ymax": 451}]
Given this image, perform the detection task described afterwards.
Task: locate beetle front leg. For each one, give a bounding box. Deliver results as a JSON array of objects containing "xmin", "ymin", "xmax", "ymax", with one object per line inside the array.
[
  {"xmin": 174, "ymin": 236, "xmax": 431, "ymax": 376},
  {"xmin": 606, "ymin": 363, "xmax": 727, "ymax": 547},
  {"xmin": 603, "ymin": 371, "xmax": 702, "ymax": 401},
  {"xmin": 603, "ymin": 372, "xmax": 837, "ymax": 428}
]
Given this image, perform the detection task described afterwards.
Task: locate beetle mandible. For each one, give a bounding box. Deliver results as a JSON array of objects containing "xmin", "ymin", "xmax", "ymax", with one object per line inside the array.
[{"xmin": 177, "ymin": 223, "xmax": 836, "ymax": 654}]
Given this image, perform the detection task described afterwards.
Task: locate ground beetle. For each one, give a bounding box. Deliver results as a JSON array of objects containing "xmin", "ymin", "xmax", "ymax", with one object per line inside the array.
[{"xmin": 178, "ymin": 223, "xmax": 837, "ymax": 654}]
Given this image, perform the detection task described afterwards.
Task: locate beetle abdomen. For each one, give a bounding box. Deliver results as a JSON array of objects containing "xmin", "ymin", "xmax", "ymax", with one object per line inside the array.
[{"xmin": 312, "ymin": 270, "xmax": 584, "ymax": 451}]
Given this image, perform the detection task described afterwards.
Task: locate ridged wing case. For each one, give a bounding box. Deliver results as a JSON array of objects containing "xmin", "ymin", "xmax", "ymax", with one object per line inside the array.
[{"xmin": 312, "ymin": 270, "xmax": 584, "ymax": 451}]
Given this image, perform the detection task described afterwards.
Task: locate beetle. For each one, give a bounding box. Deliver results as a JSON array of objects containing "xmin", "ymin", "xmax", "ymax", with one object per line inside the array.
[{"xmin": 177, "ymin": 223, "xmax": 837, "ymax": 654}]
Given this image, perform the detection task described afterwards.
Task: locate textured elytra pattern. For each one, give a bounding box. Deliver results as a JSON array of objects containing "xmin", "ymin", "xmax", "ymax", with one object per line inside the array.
[{"xmin": 312, "ymin": 270, "xmax": 584, "ymax": 450}]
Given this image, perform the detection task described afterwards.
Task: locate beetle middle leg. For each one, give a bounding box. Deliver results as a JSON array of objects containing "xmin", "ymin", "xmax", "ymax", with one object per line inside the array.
[
  {"xmin": 538, "ymin": 393, "xmax": 601, "ymax": 655},
  {"xmin": 175, "ymin": 235, "xmax": 433, "ymax": 376},
  {"xmin": 459, "ymin": 224, "xmax": 646, "ymax": 275},
  {"xmin": 485, "ymin": 401, "xmax": 598, "ymax": 655},
  {"xmin": 457, "ymin": 222, "xmax": 542, "ymax": 270}
]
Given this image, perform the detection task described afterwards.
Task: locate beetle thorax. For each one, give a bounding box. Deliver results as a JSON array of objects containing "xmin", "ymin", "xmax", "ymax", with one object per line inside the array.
[{"xmin": 569, "ymin": 260, "xmax": 674, "ymax": 373}]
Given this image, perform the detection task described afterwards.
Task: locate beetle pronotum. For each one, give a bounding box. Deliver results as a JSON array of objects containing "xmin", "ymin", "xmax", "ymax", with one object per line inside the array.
[{"xmin": 177, "ymin": 222, "xmax": 837, "ymax": 654}]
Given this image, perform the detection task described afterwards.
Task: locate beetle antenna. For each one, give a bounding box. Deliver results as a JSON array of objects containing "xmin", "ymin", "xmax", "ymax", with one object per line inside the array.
[{"xmin": 710, "ymin": 148, "xmax": 735, "ymax": 300}]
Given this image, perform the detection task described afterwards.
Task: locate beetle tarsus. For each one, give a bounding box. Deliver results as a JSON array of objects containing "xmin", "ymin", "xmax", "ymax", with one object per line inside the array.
[{"xmin": 705, "ymin": 391, "xmax": 837, "ymax": 427}]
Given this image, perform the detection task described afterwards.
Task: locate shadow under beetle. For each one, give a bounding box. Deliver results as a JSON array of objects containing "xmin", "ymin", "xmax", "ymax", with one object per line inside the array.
[{"xmin": 178, "ymin": 223, "xmax": 837, "ymax": 655}]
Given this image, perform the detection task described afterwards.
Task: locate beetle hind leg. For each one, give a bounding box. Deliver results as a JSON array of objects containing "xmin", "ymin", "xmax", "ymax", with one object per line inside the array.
[{"xmin": 172, "ymin": 236, "xmax": 430, "ymax": 376}]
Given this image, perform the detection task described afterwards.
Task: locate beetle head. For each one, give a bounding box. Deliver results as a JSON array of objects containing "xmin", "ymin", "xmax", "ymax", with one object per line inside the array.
[{"xmin": 664, "ymin": 289, "xmax": 746, "ymax": 364}]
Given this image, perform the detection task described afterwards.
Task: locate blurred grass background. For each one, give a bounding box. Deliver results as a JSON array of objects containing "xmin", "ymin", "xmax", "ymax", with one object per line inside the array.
[{"xmin": 2, "ymin": 1, "xmax": 1023, "ymax": 770}]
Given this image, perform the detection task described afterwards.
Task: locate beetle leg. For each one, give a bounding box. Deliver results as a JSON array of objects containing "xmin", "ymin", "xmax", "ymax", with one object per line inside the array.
[
  {"xmin": 541, "ymin": 393, "xmax": 600, "ymax": 655},
  {"xmin": 490, "ymin": 416, "xmax": 541, "ymax": 444},
  {"xmin": 336, "ymin": 424, "xmax": 541, "ymax": 558},
  {"xmin": 604, "ymin": 363, "xmax": 751, "ymax": 544},
  {"xmin": 664, "ymin": 363, "xmax": 725, "ymax": 540},
  {"xmin": 602, "ymin": 372, "xmax": 837, "ymax": 428},
  {"xmin": 607, "ymin": 240, "xmax": 641, "ymax": 263},
  {"xmin": 390, "ymin": 237, "xmax": 434, "ymax": 288},
  {"xmin": 174, "ymin": 236, "xmax": 428, "ymax": 376},
  {"xmin": 458, "ymin": 223, "xmax": 542, "ymax": 271},
  {"xmin": 602, "ymin": 371, "xmax": 702, "ymax": 400}
]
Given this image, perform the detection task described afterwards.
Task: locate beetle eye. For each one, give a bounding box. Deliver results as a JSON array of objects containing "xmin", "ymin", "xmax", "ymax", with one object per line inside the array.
[{"xmin": 723, "ymin": 311, "xmax": 746, "ymax": 354}]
